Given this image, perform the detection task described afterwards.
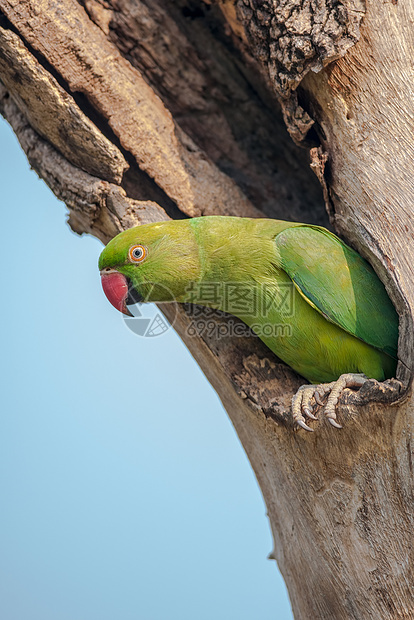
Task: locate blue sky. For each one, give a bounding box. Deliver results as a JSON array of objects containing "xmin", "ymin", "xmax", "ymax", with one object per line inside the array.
[{"xmin": 0, "ymin": 117, "xmax": 293, "ymax": 619}]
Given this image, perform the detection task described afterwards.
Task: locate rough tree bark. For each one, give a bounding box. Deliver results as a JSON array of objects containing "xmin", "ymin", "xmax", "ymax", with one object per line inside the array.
[{"xmin": 1, "ymin": 1, "xmax": 413, "ymax": 618}]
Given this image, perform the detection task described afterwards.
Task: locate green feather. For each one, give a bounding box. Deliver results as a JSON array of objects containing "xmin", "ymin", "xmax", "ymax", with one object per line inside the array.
[{"xmin": 275, "ymin": 226, "xmax": 398, "ymax": 358}]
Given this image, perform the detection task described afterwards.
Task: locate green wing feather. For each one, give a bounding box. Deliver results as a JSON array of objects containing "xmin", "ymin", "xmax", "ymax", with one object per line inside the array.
[{"xmin": 275, "ymin": 226, "xmax": 398, "ymax": 358}]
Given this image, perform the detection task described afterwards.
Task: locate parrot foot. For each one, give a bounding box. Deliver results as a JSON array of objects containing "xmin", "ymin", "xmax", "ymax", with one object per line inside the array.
[
  {"xmin": 292, "ymin": 373, "xmax": 368, "ymax": 431},
  {"xmin": 291, "ymin": 384, "xmax": 322, "ymax": 432}
]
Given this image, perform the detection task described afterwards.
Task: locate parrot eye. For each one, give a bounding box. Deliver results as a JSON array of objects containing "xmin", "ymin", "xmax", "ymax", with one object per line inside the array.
[{"xmin": 128, "ymin": 244, "xmax": 147, "ymax": 263}]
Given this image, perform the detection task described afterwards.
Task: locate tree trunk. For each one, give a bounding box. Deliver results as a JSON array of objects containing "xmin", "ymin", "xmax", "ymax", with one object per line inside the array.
[{"xmin": 1, "ymin": 1, "xmax": 413, "ymax": 617}]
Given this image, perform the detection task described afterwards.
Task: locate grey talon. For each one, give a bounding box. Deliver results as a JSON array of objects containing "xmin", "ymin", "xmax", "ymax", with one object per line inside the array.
[
  {"xmin": 297, "ymin": 419, "xmax": 314, "ymax": 432},
  {"xmin": 314, "ymin": 392, "xmax": 324, "ymax": 406},
  {"xmin": 328, "ymin": 418, "xmax": 343, "ymax": 429},
  {"xmin": 303, "ymin": 407, "xmax": 317, "ymax": 420}
]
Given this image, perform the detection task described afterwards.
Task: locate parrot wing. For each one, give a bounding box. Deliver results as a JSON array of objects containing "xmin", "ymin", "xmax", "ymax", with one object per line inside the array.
[{"xmin": 275, "ymin": 226, "xmax": 398, "ymax": 358}]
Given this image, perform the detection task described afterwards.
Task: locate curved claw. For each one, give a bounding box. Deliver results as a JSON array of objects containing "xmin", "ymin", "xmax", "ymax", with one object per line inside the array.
[
  {"xmin": 296, "ymin": 419, "xmax": 315, "ymax": 432},
  {"xmin": 314, "ymin": 391, "xmax": 325, "ymax": 406},
  {"xmin": 328, "ymin": 418, "xmax": 343, "ymax": 429},
  {"xmin": 303, "ymin": 407, "xmax": 317, "ymax": 420}
]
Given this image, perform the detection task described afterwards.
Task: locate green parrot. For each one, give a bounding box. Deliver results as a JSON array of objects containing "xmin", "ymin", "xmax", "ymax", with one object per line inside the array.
[{"xmin": 99, "ymin": 216, "xmax": 398, "ymax": 430}]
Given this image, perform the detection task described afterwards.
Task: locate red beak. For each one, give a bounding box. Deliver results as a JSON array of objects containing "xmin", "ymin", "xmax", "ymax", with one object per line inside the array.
[{"xmin": 100, "ymin": 271, "xmax": 133, "ymax": 316}]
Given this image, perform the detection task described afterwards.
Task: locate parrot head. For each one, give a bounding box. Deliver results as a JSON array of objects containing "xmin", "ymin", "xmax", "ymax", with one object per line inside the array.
[{"xmin": 98, "ymin": 220, "xmax": 200, "ymax": 315}]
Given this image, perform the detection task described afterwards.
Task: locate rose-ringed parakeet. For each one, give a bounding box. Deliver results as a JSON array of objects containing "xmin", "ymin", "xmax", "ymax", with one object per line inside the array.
[{"xmin": 98, "ymin": 216, "xmax": 398, "ymax": 430}]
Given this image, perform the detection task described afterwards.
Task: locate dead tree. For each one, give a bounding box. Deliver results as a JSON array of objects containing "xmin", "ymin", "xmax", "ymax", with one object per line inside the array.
[{"xmin": 1, "ymin": 1, "xmax": 413, "ymax": 617}]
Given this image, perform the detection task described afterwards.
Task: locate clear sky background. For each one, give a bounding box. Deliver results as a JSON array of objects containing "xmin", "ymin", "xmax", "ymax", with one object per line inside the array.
[{"xmin": 0, "ymin": 116, "xmax": 293, "ymax": 620}]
